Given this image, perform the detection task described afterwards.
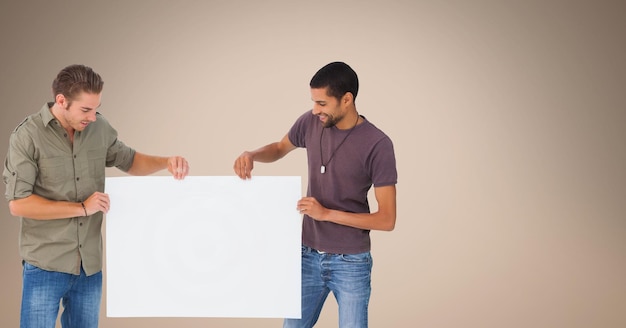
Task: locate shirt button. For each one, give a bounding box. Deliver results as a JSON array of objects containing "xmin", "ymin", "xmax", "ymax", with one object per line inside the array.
[
  {"xmin": 79, "ymin": 244, "xmax": 82, "ymax": 248},
  {"xmin": 79, "ymin": 222, "xmax": 83, "ymax": 226}
]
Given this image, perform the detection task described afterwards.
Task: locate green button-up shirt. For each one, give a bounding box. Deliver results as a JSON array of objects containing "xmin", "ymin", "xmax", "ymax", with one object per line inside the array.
[{"xmin": 3, "ymin": 103, "xmax": 135, "ymax": 275}]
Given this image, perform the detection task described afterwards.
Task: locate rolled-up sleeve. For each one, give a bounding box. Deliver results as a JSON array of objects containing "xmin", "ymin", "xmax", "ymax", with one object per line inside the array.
[
  {"xmin": 97, "ymin": 114, "xmax": 135, "ymax": 172},
  {"xmin": 106, "ymin": 138, "xmax": 135, "ymax": 172},
  {"xmin": 3, "ymin": 159, "xmax": 19, "ymax": 200},
  {"xmin": 3, "ymin": 131, "xmax": 37, "ymax": 201}
]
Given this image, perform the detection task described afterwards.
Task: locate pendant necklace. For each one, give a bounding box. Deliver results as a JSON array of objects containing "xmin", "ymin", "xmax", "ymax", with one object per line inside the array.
[{"xmin": 320, "ymin": 114, "xmax": 359, "ymax": 174}]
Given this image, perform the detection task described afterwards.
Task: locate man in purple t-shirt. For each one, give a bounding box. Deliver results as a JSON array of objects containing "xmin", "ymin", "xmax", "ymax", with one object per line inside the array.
[{"xmin": 234, "ymin": 61, "xmax": 397, "ymax": 328}]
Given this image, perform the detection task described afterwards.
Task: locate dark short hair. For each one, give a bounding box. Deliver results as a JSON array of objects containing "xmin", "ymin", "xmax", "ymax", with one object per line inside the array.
[
  {"xmin": 309, "ymin": 62, "xmax": 359, "ymax": 101},
  {"xmin": 52, "ymin": 64, "xmax": 104, "ymax": 101}
]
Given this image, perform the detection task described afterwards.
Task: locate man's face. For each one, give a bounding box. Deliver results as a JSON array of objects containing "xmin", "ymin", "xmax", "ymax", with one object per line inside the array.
[
  {"xmin": 310, "ymin": 87, "xmax": 346, "ymax": 128},
  {"xmin": 58, "ymin": 92, "xmax": 101, "ymax": 132}
]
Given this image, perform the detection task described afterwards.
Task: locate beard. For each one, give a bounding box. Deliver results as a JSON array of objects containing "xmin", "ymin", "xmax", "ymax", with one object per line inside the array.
[
  {"xmin": 321, "ymin": 113, "xmax": 343, "ymax": 128},
  {"xmin": 62, "ymin": 108, "xmax": 88, "ymax": 131}
]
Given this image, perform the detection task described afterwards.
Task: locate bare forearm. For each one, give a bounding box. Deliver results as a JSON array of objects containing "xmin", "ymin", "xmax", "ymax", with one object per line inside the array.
[
  {"xmin": 234, "ymin": 135, "xmax": 295, "ymax": 179},
  {"xmin": 126, "ymin": 152, "xmax": 169, "ymax": 176},
  {"xmin": 248, "ymin": 142, "xmax": 290, "ymax": 163},
  {"xmin": 8, "ymin": 195, "xmax": 84, "ymax": 220},
  {"xmin": 321, "ymin": 210, "xmax": 396, "ymax": 231},
  {"xmin": 298, "ymin": 185, "xmax": 397, "ymax": 231},
  {"xmin": 126, "ymin": 152, "xmax": 189, "ymax": 180}
]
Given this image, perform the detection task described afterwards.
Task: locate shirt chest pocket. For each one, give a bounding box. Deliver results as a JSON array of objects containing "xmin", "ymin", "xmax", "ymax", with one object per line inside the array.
[
  {"xmin": 87, "ymin": 149, "xmax": 106, "ymax": 176},
  {"xmin": 38, "ymin": 157, "xmax": 73, "ymax": 185},
  {"xmin": 87, "ymin": 149, "xmax": 107, "ymax": 188}
]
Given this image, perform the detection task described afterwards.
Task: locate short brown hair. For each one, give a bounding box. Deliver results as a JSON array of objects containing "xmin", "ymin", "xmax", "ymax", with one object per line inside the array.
[{"xmin": 52, "ymin": 64, "xmax": 104, "ymax": 101}]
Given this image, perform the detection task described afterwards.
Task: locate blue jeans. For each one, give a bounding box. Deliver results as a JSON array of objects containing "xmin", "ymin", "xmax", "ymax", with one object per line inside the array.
[
  {"xmin": 20, "ymin": 262, "xmax": 102, "ymax": 328},
  {"xmin": 284, "ymin": 246, "xmax": 373, "ymax": 328}
]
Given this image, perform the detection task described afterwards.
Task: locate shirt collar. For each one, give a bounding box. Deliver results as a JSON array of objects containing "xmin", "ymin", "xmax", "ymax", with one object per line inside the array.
[{"xmin": 40, "ymin": 102, "xmax": 57, "ymax": 128}]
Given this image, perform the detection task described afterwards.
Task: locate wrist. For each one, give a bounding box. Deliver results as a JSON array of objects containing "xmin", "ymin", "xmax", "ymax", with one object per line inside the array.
[
  {"xmin": 80, "ymin": 202, "xmax": 88, "ymax": 217},
  {"xmin": 320, "ymin": 208, "xmax": 332, "ymax": 222}
]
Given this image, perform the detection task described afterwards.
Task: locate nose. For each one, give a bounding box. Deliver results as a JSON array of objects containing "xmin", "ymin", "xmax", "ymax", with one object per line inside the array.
[
  {"xmin": 311, "ymin": 105, "xmax": 321, "ymax": 115},
  {"xmin": 88, "ymin": 111, "xmax": 97, "ymax": 122}
]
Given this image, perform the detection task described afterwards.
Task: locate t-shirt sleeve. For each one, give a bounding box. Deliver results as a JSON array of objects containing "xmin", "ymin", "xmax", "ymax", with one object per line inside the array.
[
  {"xmin": 287, "ymin": 111, "xmax": 311, "ymax": 148},
  {"xmin": 370, "ymin": 136, "xmax": 398, "ymax": 187}
]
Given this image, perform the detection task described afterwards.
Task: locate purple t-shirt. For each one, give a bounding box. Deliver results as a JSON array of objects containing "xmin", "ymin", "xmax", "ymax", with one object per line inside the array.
[{"xmin": 288, "ymin": 111, "xmax": 397, "ymax": 254}]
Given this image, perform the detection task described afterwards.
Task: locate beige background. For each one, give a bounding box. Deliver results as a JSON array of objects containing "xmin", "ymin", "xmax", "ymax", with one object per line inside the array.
[{"xmin": 1, "ymin": 1, "xmax": 625, "ymax": 327}]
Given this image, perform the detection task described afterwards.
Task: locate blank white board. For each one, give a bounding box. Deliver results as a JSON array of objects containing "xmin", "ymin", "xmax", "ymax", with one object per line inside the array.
[{"xmin": 105, "ymin": 176, "xmax": 302, "ymax": 318}]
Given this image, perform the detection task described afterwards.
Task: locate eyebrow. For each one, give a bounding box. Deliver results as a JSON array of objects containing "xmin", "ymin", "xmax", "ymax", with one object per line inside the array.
[{"xmin": 81, "ymin": 104, "xmax": 102, "ymax": 111}]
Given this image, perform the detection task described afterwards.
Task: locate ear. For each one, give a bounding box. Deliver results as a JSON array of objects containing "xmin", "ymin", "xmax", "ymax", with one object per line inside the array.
[
  {"xmin": 342, "ymin": 92, "xmax": 354, "ymax": 106},
  {"xmin": 55, "ymin": 94, "xmax": 68, "ymax": 109}
]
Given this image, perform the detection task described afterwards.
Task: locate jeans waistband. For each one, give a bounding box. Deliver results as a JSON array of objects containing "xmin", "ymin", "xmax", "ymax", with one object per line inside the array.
[{"xmin": 303, "ymin": 245, "xmax": 330, "ymax": 254}]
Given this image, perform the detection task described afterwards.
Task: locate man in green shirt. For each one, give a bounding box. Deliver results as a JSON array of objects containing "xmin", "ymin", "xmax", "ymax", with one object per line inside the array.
[{"xmin": 2, "ymin": 64, "xmax": 189, "ymax": 328}]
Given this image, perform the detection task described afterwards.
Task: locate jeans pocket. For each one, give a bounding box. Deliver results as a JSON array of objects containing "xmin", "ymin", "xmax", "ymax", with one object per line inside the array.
[
  {"xmin": 23, "ymin": 261, "xmax": 43, "ymax": 273},
  {"xmin": 340, "ymin": 252, "xmax": 371, "ymax": 263}
]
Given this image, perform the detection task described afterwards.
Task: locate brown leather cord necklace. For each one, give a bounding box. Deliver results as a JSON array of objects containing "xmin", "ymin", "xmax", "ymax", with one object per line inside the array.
[{"xmin": 319, "ymin": 113, "xmax": 359, "ymax": 174}]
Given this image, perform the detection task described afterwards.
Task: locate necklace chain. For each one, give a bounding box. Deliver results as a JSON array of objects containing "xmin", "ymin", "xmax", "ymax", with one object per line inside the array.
[{"xmin": 320, "ymin": 114, "xmax": 359, "ymax": 174}]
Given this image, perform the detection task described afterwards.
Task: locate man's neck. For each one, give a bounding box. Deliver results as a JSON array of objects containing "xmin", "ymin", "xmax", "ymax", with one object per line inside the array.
[
  {"xmin": 336, "ymin": 110, "xmax": 361, "ymax": 130},
  {"xmin": 50, "ymin": 104, "xmax": 75, "ymax": 138}
]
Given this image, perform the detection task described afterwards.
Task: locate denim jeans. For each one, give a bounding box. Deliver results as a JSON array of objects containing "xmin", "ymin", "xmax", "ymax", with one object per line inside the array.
[
  {"xmin": 284, "ymin": 246, "xmax": 373, "ymax": 328},
  {"xmin": 20, "ymin": 262, "xmax": 102, "ymax": 328}
]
